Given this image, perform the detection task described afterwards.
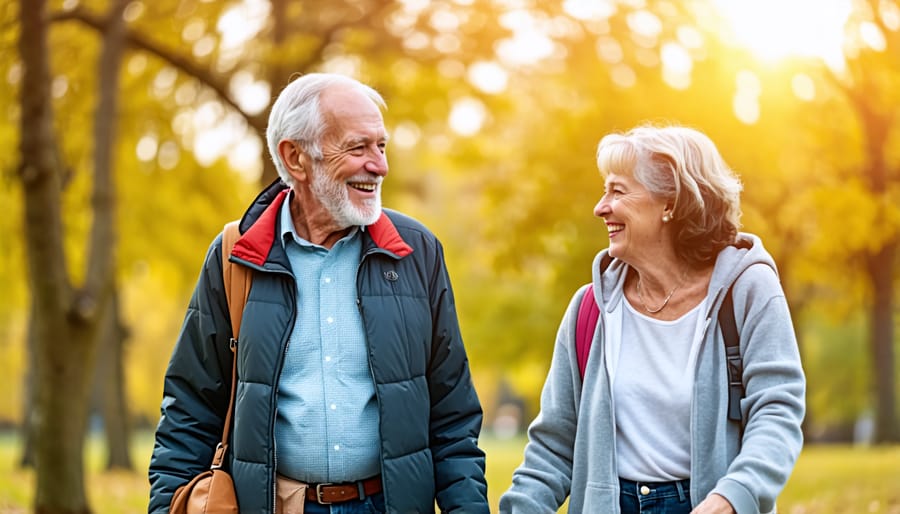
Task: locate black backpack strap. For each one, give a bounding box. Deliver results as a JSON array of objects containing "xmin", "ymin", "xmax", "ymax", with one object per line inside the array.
[{"xmin": 719, "ymin": 284, "xmax": 743, "ymax": 422}]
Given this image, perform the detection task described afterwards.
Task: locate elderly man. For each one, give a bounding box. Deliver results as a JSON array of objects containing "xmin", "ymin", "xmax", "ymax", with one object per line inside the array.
[{"xmin": 149, "ymin": 73, "xmax": 489, "ymax": 514}]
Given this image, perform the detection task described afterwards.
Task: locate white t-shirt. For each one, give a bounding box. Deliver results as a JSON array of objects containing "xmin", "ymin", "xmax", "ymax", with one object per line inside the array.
[{"xmin": 613, "ymin": 297, "xmax": 706, "ymax": 482}]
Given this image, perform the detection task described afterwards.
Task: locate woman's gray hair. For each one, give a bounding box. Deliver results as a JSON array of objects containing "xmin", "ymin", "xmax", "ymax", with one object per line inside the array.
[
  {"xmin": 596, "ymin": 124, "xmax": 743, "ymax": 266},
  {"xmin": 266, "ymin": 73, "xmax": 386, "ymax": 187}
]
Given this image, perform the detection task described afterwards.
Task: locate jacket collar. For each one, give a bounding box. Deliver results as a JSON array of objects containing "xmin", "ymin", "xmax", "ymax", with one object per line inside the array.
[{"xmin": 231, "ymin": 181, "xmax": 413, "ymax": 266}]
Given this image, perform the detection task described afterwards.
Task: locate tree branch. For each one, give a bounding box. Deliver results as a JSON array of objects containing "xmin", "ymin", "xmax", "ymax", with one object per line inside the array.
[{"xmin": 49, "ymin": 6, "xmax": 266, "ymax": 130}]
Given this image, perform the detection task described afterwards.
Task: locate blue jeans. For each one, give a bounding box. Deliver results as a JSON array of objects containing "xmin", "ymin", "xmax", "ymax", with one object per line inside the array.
[
  {"xmin": 619, "ymin": 478, "xmax": 691, "ymax": 514},
  {"xmin": 303, "ymin": 492, "xmax": 385, "ymax": 514}
]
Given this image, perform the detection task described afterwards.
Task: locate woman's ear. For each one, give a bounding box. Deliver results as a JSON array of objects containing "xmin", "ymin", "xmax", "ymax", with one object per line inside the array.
[
  {"xmin": 662, "ymin": 199, "xmax": 677, "ymax": 223},
  {"xmin": 277, "ymin": 139, "xmax": 308, "ymax": 183}
]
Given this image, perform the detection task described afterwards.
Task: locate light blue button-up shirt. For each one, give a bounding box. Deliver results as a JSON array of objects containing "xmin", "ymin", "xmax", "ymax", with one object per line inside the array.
[{"xmin": 274, "ymin": 193, "xmax": 381, "ymax": 483}]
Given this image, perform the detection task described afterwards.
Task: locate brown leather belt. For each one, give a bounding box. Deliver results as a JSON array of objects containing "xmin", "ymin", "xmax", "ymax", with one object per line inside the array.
[{"xmin": 305, "ymin": 475, "xmax": 382, "ymax": 504}]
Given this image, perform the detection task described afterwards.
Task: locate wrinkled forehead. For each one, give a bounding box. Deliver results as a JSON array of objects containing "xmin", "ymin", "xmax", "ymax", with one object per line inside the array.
[
  {"xmin": 319, "ymin": 88, "xmax": 386, "ymax": 138},
  {"xmin": 320, "ymin": 86, "xmax": 384, "ymax": 116}
]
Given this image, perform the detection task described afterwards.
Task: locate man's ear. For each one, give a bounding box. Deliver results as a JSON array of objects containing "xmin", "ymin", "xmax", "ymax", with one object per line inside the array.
[{"xmin": 277, "ymin": 139, "xmax": 308, "ymax": 183}]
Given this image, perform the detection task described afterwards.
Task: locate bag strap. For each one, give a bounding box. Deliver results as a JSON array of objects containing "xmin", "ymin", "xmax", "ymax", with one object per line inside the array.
[
  {"xmin": 718, "ymin": 283, "xmax": 743, "ymax": 422},
  {"xmin": 222, "ymin": 220, "xmax": 252, "ymax": 339},
  {"xmin": 576, "ymin": 284, "xmax": 600, "ymax": 380},
  {"xmin": 576, "ymin": 255, "xmax": 614, "ymax": 380},
  {"xmin": 211, "ymin": 220, "xmax": 252, "ymax": 468},
  {"xmin": 576, "ymin": 262, "xmax": 745, "ymax": 423}
]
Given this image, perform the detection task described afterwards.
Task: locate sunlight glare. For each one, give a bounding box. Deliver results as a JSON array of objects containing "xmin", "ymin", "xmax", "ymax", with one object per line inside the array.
[
  {"xmin": 136, "ymin": 135, "xmax": 158, "ymax": 163},
  {"xmin": 661, "ymin": 42, "xmax": 692, "ymax": 90},
  {"xmin": 859, "ymin": 22, "xmax": 887, "ymax": 52},
  {"xmin": 51, "ymin": 76, "xmax": 68, "ymax": 99},
  {"xmin": 468, "ymin": 61, "xmax": 508, "ymax": 94},
  {"xmin": 152, "ymin": 68, "xmax": 178, "ymax": 99},
  {"xmin": 627, "ymin": 10, "xmax": 663, "ymax": 39},
  {"xmin": 676, "ymin": 26, "xmax": 704, "ymax": 49},
  {"xmin": 563, "ymin": 0, "xmax": 616, "ymax": 20},
  {"xmin": 791, "ymin": 73, "xmax": 816, "ymax": 101},
  {"xmin": 228, "ymin": 137, "xmax": 263, "ymax": 182},
  {"xmin": 610, "ymin": 64, "xmax": 637, "ymax": 88},
  {"xmin": 596, "ymin": 37, "xmax": 624, "ymax": 64},
  {"xmin": 230, "ymin": 71, "xmax": 270, "ymax": 116},
  {"xmin": 392, "ymin": 122, "xmax": 422, "ymax": 149},
  {"xmin": 733, "ymin": 70, "xmax": 761, "ymax": 125},
  {"xmin": 123, "ymin": 1, "xmax": 144, "ymax": 22},
  {"xmin": 497, "ymin": 10, "xmax": 555, "ymax": 65},
  {"xmin": 217, "ymin": 0, "xmax": 270, "ymax": 50},
  {"xmin": 449, "ymin": 98, "xmax": 486, "ymax": 137},
  {"xmin": 882, "ymin": 2, "xmax": 900, "ymax": 30},
  {"xmin": 181, "ymin": 19, "xmax": 206, "ymax": 43},
  {"xmin": 714, "ymin": 0, "xmax": 851, "ymax": 64},
  {"xmin": 399, "ymin": 0, "xmax": 429, "ymax": 12},
  {"xmin": 158, "ymin": 141, "xmax": 180, "ymax": 171}
]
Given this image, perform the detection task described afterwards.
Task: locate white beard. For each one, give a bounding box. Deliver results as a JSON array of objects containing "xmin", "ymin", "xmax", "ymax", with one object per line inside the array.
[{"xmin": 309, "ymin": 162, "xmax": 382, "ymax": 228}]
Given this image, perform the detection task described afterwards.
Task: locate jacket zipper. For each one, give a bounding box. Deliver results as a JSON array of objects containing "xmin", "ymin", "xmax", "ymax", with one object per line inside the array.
[
  {"xmin": 249, "ymin": 265, "xmax": 295, "ymax": 514},
  {"xmin": 354, "ymin": 245, "xmax": 398, "ymax": 508}
]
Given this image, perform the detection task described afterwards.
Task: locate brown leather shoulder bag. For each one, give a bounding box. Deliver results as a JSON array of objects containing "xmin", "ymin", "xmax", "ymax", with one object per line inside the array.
[{"xmin": 170, "ymin": 220, "xmax": 250, "ymax": 514}]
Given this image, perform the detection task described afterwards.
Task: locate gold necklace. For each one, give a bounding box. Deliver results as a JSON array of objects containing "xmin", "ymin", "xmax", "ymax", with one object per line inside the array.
[{"xmin": 636, "ymin": 273, "xmax": 686, "ymax": 314}]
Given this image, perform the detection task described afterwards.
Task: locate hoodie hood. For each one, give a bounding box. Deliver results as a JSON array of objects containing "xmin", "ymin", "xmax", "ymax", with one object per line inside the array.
[{"xmin": 592, "ymin": 232, "xmax": 778, "ymax": 317}]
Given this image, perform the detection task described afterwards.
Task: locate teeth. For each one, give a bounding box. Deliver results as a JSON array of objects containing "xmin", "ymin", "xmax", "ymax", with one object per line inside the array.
[
  {"xmin": 350, "ymin": 182, "xmax": 376, "ymax": 191},
  {"xmin": 607, "ymin": 223, "xmax": 623, "ymax": 232}
]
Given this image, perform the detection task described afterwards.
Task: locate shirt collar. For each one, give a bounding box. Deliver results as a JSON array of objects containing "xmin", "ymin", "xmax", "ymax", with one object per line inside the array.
[{"xmin": 280, "ymin": 189, "xmax": 361, "ymax": 249}]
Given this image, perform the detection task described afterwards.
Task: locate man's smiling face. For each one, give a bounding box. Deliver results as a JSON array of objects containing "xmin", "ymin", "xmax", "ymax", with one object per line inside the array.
[{"xmin": 308, "ymin": 86, "xmax": 389, "ymax": 229}]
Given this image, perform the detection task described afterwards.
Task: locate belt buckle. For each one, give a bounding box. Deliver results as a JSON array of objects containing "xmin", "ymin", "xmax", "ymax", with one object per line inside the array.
[{"xmin": 315, "ymin": 483, "xmax": 333, "ymax": 505}]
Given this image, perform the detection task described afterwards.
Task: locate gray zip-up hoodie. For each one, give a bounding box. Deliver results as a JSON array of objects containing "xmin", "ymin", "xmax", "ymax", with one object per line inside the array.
[{"xmin": 500, "ymin": 233, "xmax": 805, "ymax": 514}]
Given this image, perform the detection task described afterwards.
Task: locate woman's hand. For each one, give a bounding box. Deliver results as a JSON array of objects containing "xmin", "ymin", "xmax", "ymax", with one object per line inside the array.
[{"xmin": 690, "ymin": 493, "xmax": 735, "ymax": 514}]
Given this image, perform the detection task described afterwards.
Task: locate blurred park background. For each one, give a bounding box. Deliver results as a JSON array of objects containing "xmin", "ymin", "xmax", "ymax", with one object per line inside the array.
[{"xmin": 1, "ymin": 0, "xmax": 899, "ymax": 512}]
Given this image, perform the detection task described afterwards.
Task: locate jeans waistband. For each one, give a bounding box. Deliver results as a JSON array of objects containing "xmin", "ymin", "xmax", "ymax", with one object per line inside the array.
[{"xmin": 619, "ymin": 477, "xmax": 690, "ymax": 502}]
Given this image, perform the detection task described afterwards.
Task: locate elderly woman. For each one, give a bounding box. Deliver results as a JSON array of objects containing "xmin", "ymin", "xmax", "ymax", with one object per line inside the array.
[{"xmin": 500, "ymin": 125, "xmax": 805, "ymax": 514}]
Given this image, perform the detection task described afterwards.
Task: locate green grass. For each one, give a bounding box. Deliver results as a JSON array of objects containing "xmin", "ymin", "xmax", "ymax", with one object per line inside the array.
[{"xmin": 1, "ymin": 432, "xmax": 898, "ymax": 513}]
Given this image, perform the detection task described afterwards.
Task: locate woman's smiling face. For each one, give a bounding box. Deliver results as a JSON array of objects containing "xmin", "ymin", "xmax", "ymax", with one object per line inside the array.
[{"xmin": 593, "ymin": 170, "xmax": 669, "ymax": 264}]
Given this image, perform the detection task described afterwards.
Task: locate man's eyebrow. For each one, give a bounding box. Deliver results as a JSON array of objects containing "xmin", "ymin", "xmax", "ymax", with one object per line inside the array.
[
  {"xmin": 343, "ymin": 136, "xmax": 368, "ymax": 147},
  {"xmin": 343, "ymin": 134, "xmax": 389, "ymax": 147}
]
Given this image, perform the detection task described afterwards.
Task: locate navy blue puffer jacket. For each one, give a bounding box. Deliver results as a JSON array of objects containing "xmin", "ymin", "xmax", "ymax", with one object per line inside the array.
[{"xmin": 149, "ymin": 181, "xmax": 488, "ymax": 513}]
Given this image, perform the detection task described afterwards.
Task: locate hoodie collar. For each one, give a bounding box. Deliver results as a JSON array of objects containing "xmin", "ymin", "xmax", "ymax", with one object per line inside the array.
[{"xmin": 592, "ymin": 232, "xmax": 775, "ymax": 315}]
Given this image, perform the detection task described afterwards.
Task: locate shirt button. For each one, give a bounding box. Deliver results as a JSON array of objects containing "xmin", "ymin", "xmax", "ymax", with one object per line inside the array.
[
  {"xmin": 326, "ymin": 316, "xmax": 334, "ymax": 324},
  {"xmin": 324, "ymin": 277, "xmax": 331, "ymax": 283},
  {"xmin": 334, "ymin": 444, "xmax": 340, "ymax": 451},
  {"xmin": 640, "ymin": 485, "xmax": 651, "ymax": 495},
  {"xmin": 330, "ymin": 404, "xmax": 337, "ymax": 410},
  {"xmin": 324, "ymin": 356, "xmax": 332, "ymax": 362}
]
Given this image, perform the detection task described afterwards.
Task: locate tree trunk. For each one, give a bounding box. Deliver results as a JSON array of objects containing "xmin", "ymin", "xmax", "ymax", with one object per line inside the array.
[
  {"xmin": 844, "ymin": 61, "xmax": 898, "ymax": 444},
  {"xmin": 866, "ymin": 241, "xmax": 898, "ymax": 443},
  {"xmin": 18, "ymin": 0, "xmax": 128, "ymax": 510},
  {"xmin": 89, "ymin": 0, "xmax": 130, "ymax": 471},
  {"xmin": 93, "ymin": 291, "xmax": 133, "ymax": 470},
  {"xmin": 18, "ymin": 302, "xmax": 37, "ymax": 469},
  {"xmin": 18, "ymin": 0, "xmax": 94, "ymax": 512}
]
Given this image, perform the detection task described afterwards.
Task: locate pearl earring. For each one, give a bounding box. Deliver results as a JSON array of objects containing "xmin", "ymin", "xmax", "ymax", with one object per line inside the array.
[{"xmin": 662, "ymin": 213, "xmax": 671, "ymax": 223}]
